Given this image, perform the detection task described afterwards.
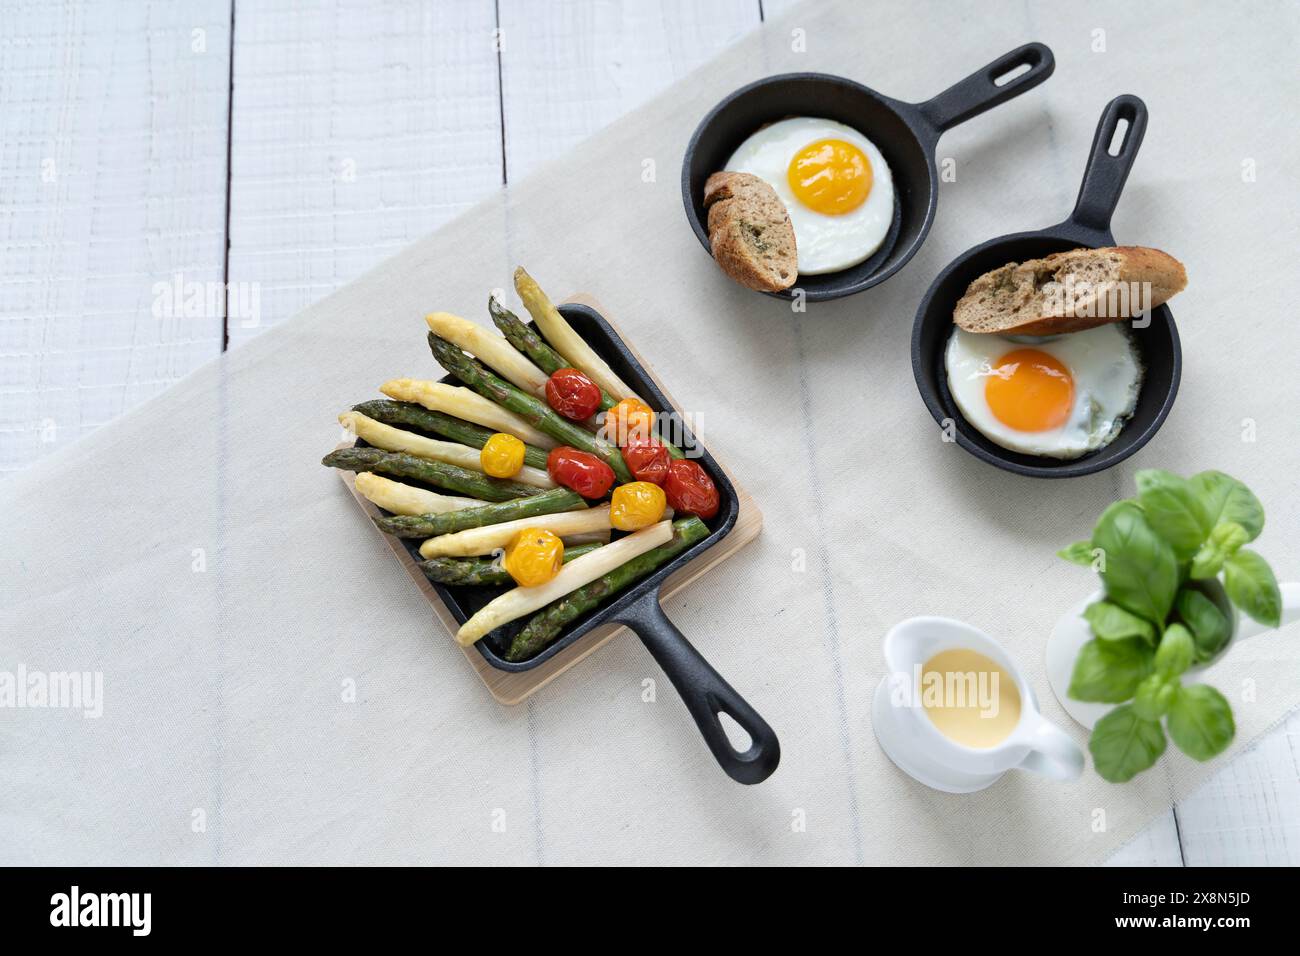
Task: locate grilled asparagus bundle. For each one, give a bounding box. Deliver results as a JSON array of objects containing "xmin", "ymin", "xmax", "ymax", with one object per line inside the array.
[{"xmin": 323, "ymin": 267, "xmax": 719, "ymax": 662}]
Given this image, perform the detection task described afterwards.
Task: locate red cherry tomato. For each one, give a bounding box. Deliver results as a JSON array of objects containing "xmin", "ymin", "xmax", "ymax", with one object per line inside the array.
[
  {"xmin": 620, "ymin": 434, "xmax": 670, "ymax": 485},
  {"xmin": 547, "ymin": 446, "xmax": 616, "ymax": 499},
  {"xmin": 663, "ymin": 459, "xmax": 719, "ymax": 520},
  {"xmin": 545, "ymin": 368, "xmax": 602, "ymax": 421}
]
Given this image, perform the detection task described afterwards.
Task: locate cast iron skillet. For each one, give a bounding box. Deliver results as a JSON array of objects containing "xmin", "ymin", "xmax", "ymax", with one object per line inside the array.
[
  {"xmin": 912, "ymin": 95, "xmax": 1181, "ymax": 478},
  {"xmin": 375, "ymin": 303, "xmax": 779, "ymax": 785},
  {"xmin": 682, "ymin": 43, "xmax": 1055, "ymax": 301}
]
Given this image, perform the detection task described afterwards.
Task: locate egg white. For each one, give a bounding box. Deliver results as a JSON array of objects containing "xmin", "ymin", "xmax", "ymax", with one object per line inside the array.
[
  {"xmin": 723, "ymin": 117, "xmax": 894, "ymax": 275},
  {"xmin": 945, "ymin": 325, "xmax": 1144, "ymax": 459}
]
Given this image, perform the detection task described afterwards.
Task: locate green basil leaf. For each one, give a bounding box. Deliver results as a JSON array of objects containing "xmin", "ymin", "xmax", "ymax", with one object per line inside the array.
[
  {"xmin": 1089, "ymin": 704, "xmax": 1167, "ymax": 783},
  {"xmin": 1223, "ymin": 549, "xmax": 1282, "ymax": 627},
  {"xmin": 1155, "ymin": 623, "xmax": 1194, "ymax": 677},
  {"xmin": 1166, "ymin": 684, "xmax": 1235, "ymax": 760},
  {"xmin": 1189, "ymin": 521, "xmax": 1249, "ymax": 579},
  {"xmin": 1135, "ymin": 469, "xmax": 1211, "ymax": 558},
  {"xmin": 1083, "ymin": 600, "xmax": 1156, "ymax": 644},
  {"xmin": 1175, "ymin": 587, "xmax": 1231, "ymax": 661},
  {"xmin": 1189, "ymin": 470, "xmax": 1264, "ymax": 542},
  {"xmin": 1068, "ymin": 637, "xmax": 1155, "ymax": 703},
  {"xmin": 1058, "ymin": 540, "xmax": 1097, "ymax": 567},
  {"xmin": 1091, "ymin": 500, "xmax": 1178, "ymax": 624},
  {"xmin": 1132, "ymin": 673, "xmax": 1177, "ymax": 721}
]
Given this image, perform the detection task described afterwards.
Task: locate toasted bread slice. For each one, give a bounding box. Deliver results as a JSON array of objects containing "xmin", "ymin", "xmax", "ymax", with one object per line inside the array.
[
  {"xmin": 953, "ymin": 246, "xmax": 1187, "ymax": 335},
  {"xmin": 703, "ymin": 171, "xmax": 797, "ymax": 292}
]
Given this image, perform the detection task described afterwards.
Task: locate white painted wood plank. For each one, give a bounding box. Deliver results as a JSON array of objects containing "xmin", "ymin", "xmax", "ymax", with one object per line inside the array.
[
  {"xmin": 0, "ymin": 0, "xmax": 231, "ymax": 473},
  {"xmin": 497, "ymin": 0, "xmax": 761, "ymax": 182},
  {"xmin": 224, "ymin": 0, "xmax": 503, "ymax": 347},
  {"xmin": 1173, "ymin": 710, "xmax": 1300, "ymax": 865}
]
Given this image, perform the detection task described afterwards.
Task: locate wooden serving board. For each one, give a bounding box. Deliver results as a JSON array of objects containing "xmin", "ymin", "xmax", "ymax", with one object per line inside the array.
[{"xmin": 337, "ymin": 293, "xmax": 762, "ymax": 704}]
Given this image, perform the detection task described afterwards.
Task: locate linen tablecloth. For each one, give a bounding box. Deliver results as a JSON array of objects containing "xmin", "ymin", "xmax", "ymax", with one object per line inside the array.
[{"xmin": 3, "ymin": 0, "xmax": 1298, "ymax": 865}]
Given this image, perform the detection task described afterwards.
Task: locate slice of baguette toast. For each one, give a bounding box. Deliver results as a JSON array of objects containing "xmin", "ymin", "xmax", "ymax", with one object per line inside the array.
[
  {"xmin": 703, "ymin": 171, "xmax": 797, "ymax": 292},
  {"xmin": 953, "ymin": 246, "xmax": 1187, "ymax": 335}
]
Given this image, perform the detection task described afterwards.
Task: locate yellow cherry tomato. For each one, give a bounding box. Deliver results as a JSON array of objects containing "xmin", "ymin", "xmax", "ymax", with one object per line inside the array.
[
  {"xmin": 480, "ymin": 432, "xmax": 525, "ymax": 478},
  {"xmin": 609, "ymin": 481, "xmax": 667, "ymax": 531},
  {"xmin": 503, "ymin": 528, "xmax": 564, "ymax": 587},
  {"xmin": 607, "ymin": 397, "xmax": 655, "ymax": 444}
]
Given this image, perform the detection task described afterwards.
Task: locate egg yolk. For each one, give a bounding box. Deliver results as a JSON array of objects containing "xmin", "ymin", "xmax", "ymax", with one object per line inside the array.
[
  {"xmin": 787, "ymin": 138, "xmax": 872, "ymax": 215},
  {"xmin": 984, "ymin": 348, "xmax": 1074, "ymax": 432}
]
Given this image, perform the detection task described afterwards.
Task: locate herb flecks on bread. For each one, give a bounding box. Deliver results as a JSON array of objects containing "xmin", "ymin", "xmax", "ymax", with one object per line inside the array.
[
  {"xmin": 953, "ymin": 246, "xmax": 1187, "ymax": 335},
  {"xmin": 703, "ymin": 171, "xmax": 798, "ymax": 292}
]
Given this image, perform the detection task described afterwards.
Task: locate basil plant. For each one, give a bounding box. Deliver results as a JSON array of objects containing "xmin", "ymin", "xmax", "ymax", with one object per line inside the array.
[{"xmin": 1058, "ymin": 470, "xmax": 1282, "ymax": 783}]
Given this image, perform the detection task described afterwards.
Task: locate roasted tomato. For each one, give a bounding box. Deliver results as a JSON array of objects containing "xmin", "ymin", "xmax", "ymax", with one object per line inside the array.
[
  {"xmin": 503, "ymin": 527, "xmax": 564, "ymax": 587},
  {"xmin": 610, "ymin": 481, "xmax": 667, "ymax": 531},
  {"xmin": 605, "ymin": 397, "xmax": 655, "ymax": 445},
  {"xmin": 547, "ymin": 446, "xmax": 616, "ymax": 499},
  {"xmin": 663, "ymin": 459, "xmax": 719, "ymax": 520},
  {"xmin": 620, "ymin": 433, "xmax": 670, "ymax": 485},
  {"xmin": 545, "ymin": 368, "xmax": 601, "ymax": 421},
  {"xmin": 480, "ymin": 432, "xmax": 525, "ymax": 478}
]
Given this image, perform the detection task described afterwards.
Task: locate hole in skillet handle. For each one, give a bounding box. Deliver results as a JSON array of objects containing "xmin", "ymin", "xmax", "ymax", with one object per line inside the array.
[
  {"xmin": 406, "ymin": 303, "xmax": 739, "ymax": 673},
  {"xmin": 612, "ymin": 587, "xmax": 780, "ymax": 785}
]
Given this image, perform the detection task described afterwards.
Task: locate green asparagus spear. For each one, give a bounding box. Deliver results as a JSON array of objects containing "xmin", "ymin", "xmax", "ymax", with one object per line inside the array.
[
  {"xmin": 505, "ymin": 516, "xmax": 709, "ymax": 661},
  {"xmin": 489, "ymin": 297, "xmax": 618, "ymax": 411},
  {"xmin": 426, "ymin": 332, "xmax": 633, "ymax": 483},
  {"xmin": 373, "ymin": 487, "xmax": 585, "ymax": 538},
  {"xmin": 322, "ymin": 447, "xmax": 538, "ymax": 502},
  {"xmin": 352, "ymin": 399, "xmax": 549, "ymax": 470},
  {"xmin": 418, "ymin": 542, "xmax": 602, "ymax": 587}
]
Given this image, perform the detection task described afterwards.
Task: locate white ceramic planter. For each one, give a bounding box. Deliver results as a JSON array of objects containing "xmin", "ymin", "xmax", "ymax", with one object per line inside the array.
[{"xmin": 1046, "ymin": 581, "xmax": 1300, "ymax": 729}]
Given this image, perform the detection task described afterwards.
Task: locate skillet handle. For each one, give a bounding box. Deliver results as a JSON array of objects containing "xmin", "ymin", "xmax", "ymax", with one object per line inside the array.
[
  {"xmin": 917, "ymin": 42, "xmax": 1054, "ymax": 135},
  {"xmin": 616, "ymin": 591, "xmax": 780, "ymax": 785},
  {"xmin": 1068, "ymin": 94, "xmax": 1148, "ymax": 235}
]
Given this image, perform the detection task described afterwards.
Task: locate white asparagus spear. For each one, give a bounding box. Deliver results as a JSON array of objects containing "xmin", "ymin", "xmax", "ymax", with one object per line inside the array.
[
  {"xmin": 418, "ymin": 505, "xmax": 672, "ymax": 558},
  {"xmin": 339, "ymin": 411, "xmax": 555, "ymax": 489},
  {"xmin": 425, "ymin": 312, "xmax": 549, "ymax": 397},
  {"xmin": 419, "ymin": 506, "xmax": 613, "ymax": 559},
  {"xmin": 353, "ymin": 472, "xmax": 480, "ymax": 516},
  {"xmin": 379, "ymin": 378, "xmax": 556, "ymax": 450},
  {"xmin": 455, "ymin": 520, "xmax": 674, "ymax": 645},
  {"xmin": 513, "ymin": 267, "xmax": 638, "ymax": 401}
]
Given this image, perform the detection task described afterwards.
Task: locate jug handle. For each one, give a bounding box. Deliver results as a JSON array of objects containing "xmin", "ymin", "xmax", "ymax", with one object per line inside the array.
[
  {"xmin": 1232, "ymin": 582, "xmax": 1300, "ymax": 643},
  {"xmin": 1017, "ymin": 717, "xmax": 1085, "ymax": 782}
]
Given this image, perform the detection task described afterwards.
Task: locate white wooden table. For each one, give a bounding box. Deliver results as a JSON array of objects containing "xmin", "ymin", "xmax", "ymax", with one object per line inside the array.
[{"xmin": 2, "ymin": 0, "xmax": 1296, "ymax": 866}]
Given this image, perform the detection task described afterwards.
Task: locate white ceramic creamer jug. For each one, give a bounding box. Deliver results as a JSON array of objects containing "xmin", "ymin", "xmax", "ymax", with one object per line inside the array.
[{"xmin": 873, "ymin": 616, "xmax": 1085, "ymax": 793}]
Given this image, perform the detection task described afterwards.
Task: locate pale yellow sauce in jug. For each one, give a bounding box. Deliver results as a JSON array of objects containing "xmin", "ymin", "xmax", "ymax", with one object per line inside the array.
[{"xmin": 921, "ymin": 648, "xmax": 1022, "ymax": 748}]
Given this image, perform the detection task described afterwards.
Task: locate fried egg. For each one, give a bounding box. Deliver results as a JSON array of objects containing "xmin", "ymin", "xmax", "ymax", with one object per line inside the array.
[
  {"xmin": 945, "ymin": 324, "xmax": 1143, "ymax": 459},
  {"xmin": 723, "ymin": 117, "xmax": 894, "ymax": 274}
]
